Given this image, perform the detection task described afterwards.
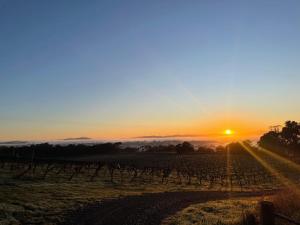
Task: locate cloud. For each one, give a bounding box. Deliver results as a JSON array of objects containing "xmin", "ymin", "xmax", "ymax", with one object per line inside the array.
[
  {"xmin": 0, "ymin": 141, "xmax": 28, "ymax": 145},
  {"xmin": 62, "ymin": 137, "xmax": 91, "ymax": 141},
  {"xmin": 134, "ymin": 134, "xmax": 204, "ymax": 139}
]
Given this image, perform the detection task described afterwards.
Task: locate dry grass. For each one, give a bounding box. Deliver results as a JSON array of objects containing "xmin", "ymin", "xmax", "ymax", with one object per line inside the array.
[
  {"xmin": 271, "ymin": 188, "xmax": 300, "ymax": 224},
  {"xmin": 162, "ymin": 198, "xmax": 260, "ymax": 225}
]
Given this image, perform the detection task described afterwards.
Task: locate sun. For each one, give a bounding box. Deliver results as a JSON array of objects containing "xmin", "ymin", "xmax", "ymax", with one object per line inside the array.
[{"xmin": 224, "ymin": 129, "xmax": 233, "ymax": 135}]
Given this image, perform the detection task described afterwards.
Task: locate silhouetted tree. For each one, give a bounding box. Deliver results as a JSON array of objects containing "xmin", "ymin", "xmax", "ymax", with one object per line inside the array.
[
  {"xmin": 226, "ymin": 142, "xmax": 246, "ymax": 154},
  {"xmin": 176, "ymin": 142, "xmax": 194, "ymax": 154},
  {"xmin": 215, "ymin": 145, "xmax": 226, "ymax": 152},
  {"xmin": 259, "ymin": 120, "xmax": 300, "ymax": 157},
  {"xmin": 197, "ymin": 146, "xmax": 214, "ymax": 153},
  {"xmin": 0, "ymin": 142, "xmax": 125, "ymax": 159},
  {"xmin": 281, "ymin": 121, "xmax": 300, "ymax": 149}
]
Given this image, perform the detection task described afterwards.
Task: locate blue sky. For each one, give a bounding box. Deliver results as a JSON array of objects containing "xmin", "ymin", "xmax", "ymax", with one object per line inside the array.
[{"xmin": 1, "ymin": 0, "xmax": 300, "ymax": 140}]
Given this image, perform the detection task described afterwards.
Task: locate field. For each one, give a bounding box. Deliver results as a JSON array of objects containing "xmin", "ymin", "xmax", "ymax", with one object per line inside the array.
[
  {"xmin": 0, "ymin": 144, "xmax": 299, "ymax": 225},
  {"xmin": 162, "ymin": 197, "xmax": 260, "ymax": 225}
]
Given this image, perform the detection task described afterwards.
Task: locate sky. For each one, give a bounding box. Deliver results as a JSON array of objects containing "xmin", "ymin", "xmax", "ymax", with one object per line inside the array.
[{"xmin": 1, "ymin": 0, "xmax": 300, "ymax": 141}]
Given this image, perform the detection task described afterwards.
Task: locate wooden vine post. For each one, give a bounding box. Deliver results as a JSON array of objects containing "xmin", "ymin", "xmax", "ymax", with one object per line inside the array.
[{"xmin": 260, "ymin": 201, "xmax": 275, "ymax": 225}]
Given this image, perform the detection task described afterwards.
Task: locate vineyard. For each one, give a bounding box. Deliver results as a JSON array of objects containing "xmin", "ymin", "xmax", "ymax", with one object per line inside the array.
[
  {"xmin": 1, "ymin": 142, "xmax": 300, "ymax": 224},
  {"xmin": 0, "ymin": 147, "xmax": 290, "ymax": 191}
]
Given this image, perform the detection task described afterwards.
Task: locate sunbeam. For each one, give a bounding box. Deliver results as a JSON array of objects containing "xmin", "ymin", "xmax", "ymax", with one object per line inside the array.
[
  {"xmin": 257, "ymin": 146, "xmax": 300, "ymax": 172},
  {"xmin": 226, "ymin": 145, "xmax": 232, "ymax": 192},
  {"xmin": 239, "ymin": 142, "xmax": 300, "ymax": 195}
]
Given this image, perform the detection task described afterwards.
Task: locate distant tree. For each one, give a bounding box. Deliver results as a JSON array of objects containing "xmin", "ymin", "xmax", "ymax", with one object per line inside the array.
[
  {"xmin": 142, "ymin": 144, "xmax": 176, "ymax": 153},
  {"xmin": 215, "ymin": 145, "xmax": 226, "ymax": 152},
  {"xmin": 0, "ymin": 142, "xmax": 127, "ymax": 159},
  {"xmin": 176, "ymin": 142, "xmax": 194, "ymax": 154},
  {"xmin": 226, "ymin": 142, "xmax": 246, "ymax": 154},
  {"xmin": 197, "ymin": 146, "xmax": 214, "ymax": 153}
]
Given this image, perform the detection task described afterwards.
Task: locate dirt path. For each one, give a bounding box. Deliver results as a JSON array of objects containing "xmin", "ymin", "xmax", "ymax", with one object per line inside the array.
[{"xmin": 62, "ymin": 190, "xmax": 275, "ymax": 225}]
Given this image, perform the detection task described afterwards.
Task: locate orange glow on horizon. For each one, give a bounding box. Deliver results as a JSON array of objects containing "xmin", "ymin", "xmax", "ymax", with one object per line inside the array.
[{"xmin": 0, "ymin": 115, "xmax": 267, "ymax": 142}]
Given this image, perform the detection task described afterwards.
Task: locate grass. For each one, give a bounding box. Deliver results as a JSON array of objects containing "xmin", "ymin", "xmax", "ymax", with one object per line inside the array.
[
  {"xmin": 0, "ymin": 167, "xmax": 217, "ymax": 225},
  {"xmin": 158, "ymin": 188, "xmax": 300, "ymax": 225},
  {"xmin": 270, "ymin": 188, "xmax": 300, "ymax": 224},
  {"xmin": 0, "ymin": 180, "xmax": 181, "ymax": 225},
  {"xmin": 0, "ymin": 181, "xmax": 125, "ymax": 224},
  {"xmin": 162, "ymin": 198, "xmax": 261, "ymax": 225},
  {"xmin": 1, "ymin": 151, "xmax": 299, "ymax": 225},
  {"xmin": 0, "ymin": 181, "xmax": 155, "ymax": 224}
]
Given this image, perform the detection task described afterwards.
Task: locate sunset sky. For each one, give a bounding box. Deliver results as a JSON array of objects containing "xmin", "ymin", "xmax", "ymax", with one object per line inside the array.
[{"xmin": 1, "ymin": 1, "xmax": 300, "ymax": 141}]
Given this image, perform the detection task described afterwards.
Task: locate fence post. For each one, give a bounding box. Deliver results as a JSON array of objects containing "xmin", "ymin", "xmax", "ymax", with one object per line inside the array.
[{"xmin": 260, "ymin": 201, "xmax": 275, "ymax": 225}]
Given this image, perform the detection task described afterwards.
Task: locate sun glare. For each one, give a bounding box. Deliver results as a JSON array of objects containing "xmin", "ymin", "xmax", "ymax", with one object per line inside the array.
[{"xmin": 224, "ymin": 129, "xmax": 233, "ymax": 135}]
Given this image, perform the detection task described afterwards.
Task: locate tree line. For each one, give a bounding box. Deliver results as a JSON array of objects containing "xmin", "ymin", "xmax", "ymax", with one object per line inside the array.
[
  {"xmin": 0, "ymin": 141, "xmax": 247, "ymax": 159},
  {"xmin": 0, "ymin": 120, "xmax": 298, "ymax": 159}
]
